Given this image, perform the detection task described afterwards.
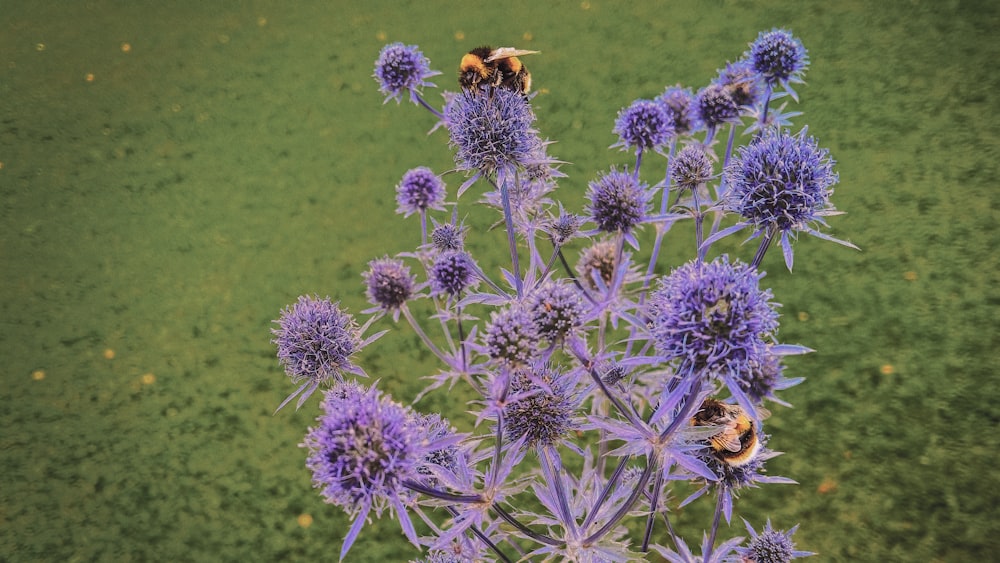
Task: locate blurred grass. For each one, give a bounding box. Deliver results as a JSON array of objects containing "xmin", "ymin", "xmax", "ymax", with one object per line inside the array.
[{"xmin": 1, "ymin": 1, "xmax": 998, "ymax": 561}]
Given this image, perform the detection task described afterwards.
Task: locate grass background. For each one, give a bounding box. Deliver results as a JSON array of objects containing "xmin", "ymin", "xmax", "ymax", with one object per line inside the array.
[{"xmin": 1, "ymin": 1, "xmax": 998, "ymax": 561}]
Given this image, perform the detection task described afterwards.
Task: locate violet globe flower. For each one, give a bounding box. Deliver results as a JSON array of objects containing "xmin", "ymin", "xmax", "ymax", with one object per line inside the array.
[
  {"xmin": 738, "ymin": 518, "xmax": 815, "ymax": 562},
  {"xmin": 363, "ymin": 256, "xmax": 416, "ymax": 319},
  {"xmin": 503, "ymin": 363, "xmax": 581, "ymax": 450},
  {"xmin": 657, "ymin": 85, "xmax": 701, "ymax": 137},
  {"xmin": 429, "ymin": 250, "xmax": 478, "ymax": 298},
  {"xmin": 721, "ymin": 127, "xmax": 858, "ymax": 270},
  {"xmin": 586, "ymin": 167, "xmax": 653, "ymax": 249},
  {"xmin": 395, "ymin": 166, "xmax": 446, "ymax": 217},
  {"xmin": 271, "ymin": 295, "xmax": 371, "ymax": 412},
  {"xmin": 670, "ymin": 144, "xmax": 715, "ymax": 191},
  {"xmin": 527, "ymin": 280, "xmax": 586, "ymax": 344},
  {"xmin": 747, "ymin": 29, "xmax": 809, "ymax": 96},
  {"xmin": 612, "ymin": 98, "xmax": 675, "ymax": 156},
  {"xmin": 484, "ymin": 305, "xmax": 539, "ymax": 367},
  {"xmin": 303, "ymin": 385, "xmax": 438, "ymax": 560},
  {"xmin": 374, "ymin": 42, "xmax": 441, "ymax": 105},
  {"xmin": 695, "ymin": 83, "xmax": 741, "ymax": 131},
  {"xmin": 647, "ymin": 256, "xmax": 779, "ymax": 390}
]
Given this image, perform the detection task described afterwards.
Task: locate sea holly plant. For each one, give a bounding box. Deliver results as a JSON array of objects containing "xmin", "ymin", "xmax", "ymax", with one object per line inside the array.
[{"xmin": 270, "ymin": 30, "xmax": 853, "ymax": 562}]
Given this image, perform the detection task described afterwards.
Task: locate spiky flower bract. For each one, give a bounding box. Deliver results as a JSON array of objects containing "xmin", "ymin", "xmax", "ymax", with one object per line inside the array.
[
  {"xmin": 302, "ymin": 385, "xmax": 429, "ymax": 559},
  {"xmin": 396, "ymin": 167, "xmax": 446, "ymax": 217},
  {"xmin": 363, "ymin": 256, "xmax": 416, "ymax": 317},
  {"xmin": 670, "ymin": 144, "xmax": 715, "ymax": 191},
  {"xmin": 503, "ymin": 363, "xmax": 580, "ymax": 449},
  {"xmin": 445, "ymin": 87, "xmax": 544, "ymax": 180},
  {"xmin": 612, "ymin": 98, "xmax": 675, "ymax": 155},
  {"xmin": 429, "ymin": 250, "xmax": 478, "ymax": 297},
  {"xmin": 647, "ymin": 256, "xmax": 779, "ymax": 381},
  {"xmin": 429, "ymin": 220, "xmax": 465, "ymax": 252},
  {"xmin": 738, "ymin": 519, "xmax": 815, "ymax": 562},
  {"xmin": 272, "ymin": 296, "xmax": 367, "ymax": 411},
  {"xmin": 586, "ymin": 167, "xmax": 652, "ymax": 236},
  {"xmin": 748, "ymin": 29, "xmax": 809, "ymax": 90},
  {"xmin": 374, "ymin": 43, "xmax": 441, "ymax": 105}
]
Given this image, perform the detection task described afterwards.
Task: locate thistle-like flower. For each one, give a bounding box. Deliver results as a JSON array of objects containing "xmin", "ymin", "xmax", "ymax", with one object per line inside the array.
[
  {"xmin": 670, "ymin": 144, "xmax": 715, "ymax": 191},
  {"xmin": 647, "ymin": 256, "xmax": 779, "ymax": 386},
  {"xmin": 363, "ymin": 256, "xmax": 416, "ymax": 320},
  {"xmin": 395, "ymin": 167, "xmax": 446, "ymax": 217},
  {"xmin": 586, "ymin": 167, "xmax": 652, "ymax": 239},
  {"xmin": 722, "ymin": 127, "xmax": 857, "ymax": 270},
  {"xmin": 429, "ymin": 250, "xmax": 478, "ymax": 298},
  {"xmin": 747, "ymin": 29, "xmax": 809, "ymax": 96},
  {"xmin": 302, "ymin": 385, "xmax": 442, "ymax": 560},
  {"xmin": 503, "ymin": 363, "xmax": 580, "ymax": 450},
  {"xmin": 737, "ymin": 518, "xmax": 815, "ymax": 562},
  {"xmin": 716, "ymin": 59, "xmax": 764, "ymax": 110},
  {"xmin": 445, "ymin": 87, "xmax": 545, "ymax": 190},
  {"xmin": 612, "ymin": 98, "xmax": 675, "ymax": 155},
  {"xmin": 527, "ymin": 280, "xmax": 586, "ymax": 343},
  {"xmin": 271, "ymin": 296, "xmax": 371, "ymax": 412},
  {"xmin": 695, "ymin": 83, "xmax": 741, "ymax": 132},
  {"xmin": 374, "ymin": 43, "xmax": 441, "ymax": 105},
  {"xmin": 657, "ymin": 85, "xmax": 701, "ymax": 137},
  {"xmin": 484, "ymin": 305, "xmax": 539, "ymax": 367}
]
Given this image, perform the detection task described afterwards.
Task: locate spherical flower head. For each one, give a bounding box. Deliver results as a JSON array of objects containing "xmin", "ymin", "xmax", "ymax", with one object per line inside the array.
[
  {"xmin": 363, "ymin": 256, "xmax": 415, "ymax": 313},
  {"xmin": 527, "ymin": 280, "xmax": 586, "ymax": 342},
  {"xmin": 716, "ymin": 59, "xmax": 764, "ymax": 109},
  {"xmin": 430, "ymin": 221, "xmax": 466, "ymax": 252},
  {"xmin": 612, "ymin": 99, "xmax": 675, "ymax": 154},
  {"xmin": 696, "ymin": 83, "xmax": 741, "ymax": 129},
  {"xmin": 586, "ymin": 167, "xmax": 651, "ymax": 235},
  {"xmin": 396, "ymin": 167, "xmax": 446, "ymax": 217},
  {"xmin": 670, "ymin": 144, "xmax": 714, "ymax": 191},
  {"xmin": 504, "ymin": 364, "xmax": 580, "ymax": 449},
  {"xmin": 302, "ymin": 386, "xmax": 427, "ymax": 557},
  {"xmin": 484, "ymin": 306, "xmax": 539, "ymax": 367},
  {"xmin": 272, "ymin": 295, "xmax": 364, "ymax": 387},
  {"xmin": 547, "ymin": 209, "xmax": 583, "ymax": 247},
  {"xmin": 647, "ymin": 256, "xmax": 779, "ymax": 378},
  {"xmin": 725, "ymin": 128, "xmax": 837, "ymax": 234},
  {"xmin": 739, "ymin": 519, "xmax": 814, "ymax": 562},
  {"xmin": 576, "ymin": 239, "xmax": 617, "ymax": 290},
  {"xmin": 411, "ymin": 413, "xmax": 459, "ymax": 486},
  {"xmin": 657, "ymin": 85, "xmax": 701, "ymax": 136},
  {"xmin": 446, "ymin": 87, "xmax": 543, "ymax": 176},
  {"xmin": 374, "ymin": 42, "xmax": 440, "ymax": 104},
  {"xmin": 429, "ymin": 250, "xmax": 478, "ymax": 297},
  {"xmin": 748, "ymin": 29, "xmax": 809, "ymax": 87}
]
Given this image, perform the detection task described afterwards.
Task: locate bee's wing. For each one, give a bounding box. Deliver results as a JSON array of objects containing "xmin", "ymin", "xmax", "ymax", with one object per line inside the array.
[
  {"xmin": 485, "ymin": 47, "xmax": 540, "ymax": 62},
  {"xmin": 711, "ymin": 428, "xmax": 744, "ymax": 453}
]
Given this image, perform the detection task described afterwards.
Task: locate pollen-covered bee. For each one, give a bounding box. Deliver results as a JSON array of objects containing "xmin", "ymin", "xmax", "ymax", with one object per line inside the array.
[
  {"xmin": 459, "ymin": 46, "xmax": 539, "ymax": 95},
  {"xmin": 691, "ymin": 398, "xmax": 764, "ymax": 467}
]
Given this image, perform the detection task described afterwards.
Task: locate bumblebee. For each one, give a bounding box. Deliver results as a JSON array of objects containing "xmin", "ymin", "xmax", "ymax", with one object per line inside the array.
[
  {"xmin": 690, "ymin": 398, "xmax": 763, "ymax": 467},
  {"xmin": 459, "ymin": 46, "xmax": 539, "ymax": 95}
]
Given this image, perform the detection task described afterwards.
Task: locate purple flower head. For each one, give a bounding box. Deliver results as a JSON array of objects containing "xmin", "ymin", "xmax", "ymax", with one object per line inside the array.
[
  {"xmin": 429, "ymin": 220, "xmax": 466, "ymax": 252},
  {"xmin": 503, "ymin": 363, "xmax": 580, "ymax": 450},
  {"xmin": 716, "ymin": 59, "xmax": 764, "ymax": 109},
  {"xmin": 576, "ymin": 239, "xmax": 618, "ymax": 290},
  {"xmin": 657, "ymin": 85, "xmax": 701, "ymax": 136},
  {"xmin": 669, "ymin": 144, "xmax": 715, "ymax": 191},
  {"xmin": 748, "ymin": 29, "xmax": 809, "ymax": 88},
  {"xmin": 725, "ymin": 128, "xmax": 837, "ymax": 234},
  {"xmin": 586, "ymin": 167, "xmax": 652, "ymax": 235},
  {"xmin": 484, "ymin": 305, "xmax": 539, "ymax": 367},
  {"xmin": 302, "ymin": 385, "xmax": 432, "ymax": 559},
  {"xmin": 612, "ymin": 98, "xmax": 675, "ymax": 154},
  {"xmin": 395, "ymin": 166, "xmax": 446, "ymax": 217},
  {"xmin": 527, "ymin": 280, "xmax": 586, "ymax": 343},
  {"xmin": 738, "ymin": 519, "xmax": 815, "ymax": 562},
  {"xmin": 429, "ymin": 250, "xmax": 478, "ymax": 297},
  {"xmin": 363, "ymin": 256, "xmax": 415, "ymax": 316},
  {"xmin": 411, "ymin": 413, "xmax": 460, "ymax": 487},
  {"xmin": 271, "ymin": 295, "xmax": 367, "ymax": 411},
  {"xmin": 695, "ymin": 83, "xmax": 741, "ymax": 129},
  {"xmin": 647, "ymin": 256, "xmax": 779, "ymax": 379},
  {"xmin": 546, "ymin": 208, "xmax": 583, "ymax": 247},
  {"xmin": 446, "ymin": 87, "xmax": 544, "ymax": 178},
  {"xmin": 374, "ymin": 43, "xmax": 441, "ymax": 105}
]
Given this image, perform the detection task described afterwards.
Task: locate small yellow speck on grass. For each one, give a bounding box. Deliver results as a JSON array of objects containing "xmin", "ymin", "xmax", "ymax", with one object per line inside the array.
[
  {"xmin": 880, "ymin": 364, "xmax": 895, "ymax": 375},
  {"xmin": 141, "ymin": 373, "xmax": 156, "ymax": 385},
  {"xmin": 297, "ymin": 513, "xmax": 313, "ymax": 528},
  {"xmin": 121, "ymin": 42, "xmax": 132, "ymax": 53},
  {"xmin": 103, "ymin": 348, "xmax": 116, "ymax": 360},
  {"xmin": 903, "ymin": 270, "xmax": 917, "ymax": 281},
  {"xmin": 31, "ymin": 370, "xmax": 46, "ymax": 381},
  {"xmin": 85, "ymin": 73, "xmax": 95, "ymax": 82}
]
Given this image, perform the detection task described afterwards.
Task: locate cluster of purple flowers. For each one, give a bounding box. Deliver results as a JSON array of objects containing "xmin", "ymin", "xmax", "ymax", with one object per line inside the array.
[{"xmin": 268, "ymin": 29, "xmax": 854, "ymax": 561}]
